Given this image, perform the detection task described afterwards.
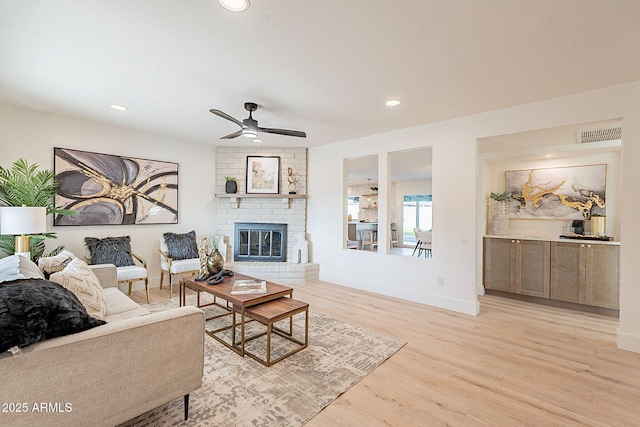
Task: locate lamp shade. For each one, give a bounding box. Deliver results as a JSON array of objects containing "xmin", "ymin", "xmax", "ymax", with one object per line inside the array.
[{"xmin": 0, "ymin": 206, "xmax": 47, "ymax": 235}]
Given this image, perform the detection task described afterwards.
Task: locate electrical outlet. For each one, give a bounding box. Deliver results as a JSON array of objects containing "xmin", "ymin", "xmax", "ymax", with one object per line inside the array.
[{"xmin": 437, "ymin": 276, "xmax": 445, "ymax": 287}]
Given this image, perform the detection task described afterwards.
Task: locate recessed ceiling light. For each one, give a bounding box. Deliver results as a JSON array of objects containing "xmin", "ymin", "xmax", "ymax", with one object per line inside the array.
[
  {"xmin": 253, "ymin": 138, "xmax": 263, "ymax": 143},
  {"xmin": 219, "ymin": 0, "xmax": 249, "ymax": 12},
  {"xmin": 544, "ymin": 154, "xmax": 553, "ymax": 158},
  {"xmin": 385, "ymin": 99, "xmax": 401, "ymax": 107},
  {"xmin": 110, "ymin": 104, "xmax": 128, "ymax": 111}
]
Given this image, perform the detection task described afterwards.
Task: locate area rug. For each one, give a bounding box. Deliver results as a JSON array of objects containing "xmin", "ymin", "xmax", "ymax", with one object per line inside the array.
[{"xmin": 118, "ymin": 294, "xmax": 405, "ymax": 427}]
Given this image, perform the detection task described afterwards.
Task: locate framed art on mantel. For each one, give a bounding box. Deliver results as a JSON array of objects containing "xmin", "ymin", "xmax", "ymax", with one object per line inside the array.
[
  {"xmin": 53, "ymin": 147, "xmax": 179, "ymax": 226},
  {"xmin": 246, "ymin": 156, "xmax": 280, "ymax": 194}
]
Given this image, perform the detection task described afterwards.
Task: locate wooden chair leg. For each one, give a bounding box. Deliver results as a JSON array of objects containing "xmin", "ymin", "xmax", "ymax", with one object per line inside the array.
[
  {"xmin": 144, "ymin": 278, "xmax": 150, "ymax": 304},
  {"xmin": 128, "ymin": 281, "xmax": 132, "ymax": 295},
  {"xmin": 159, "ymin": 271, "xmax": 164, "ymax": 290}
]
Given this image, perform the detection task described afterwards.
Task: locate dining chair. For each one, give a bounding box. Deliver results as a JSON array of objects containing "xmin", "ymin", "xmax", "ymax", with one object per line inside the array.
[
  {"xmin": 416, "ymin": 230, "xmax": 433, "ymax": 258},
  {"xmin": 412, "ymin": 228, "xmax": 421, "ymax": 256},
  {"xmin": 390, "ymin": 223, "xmax": 399, "ymax": 248}
]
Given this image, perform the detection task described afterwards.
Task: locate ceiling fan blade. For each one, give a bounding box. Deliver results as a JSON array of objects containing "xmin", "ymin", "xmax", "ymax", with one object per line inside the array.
[
  {"xmin": 258, "ymin": 127, "xmax": 307, "ymax": 138},
  {"xmin": 220, "ymin": 130, "xmax": 243, "ymax": 139},
  {"xmin": 209, "ymin": 109, "xmax": 243, "ymax": 127}
]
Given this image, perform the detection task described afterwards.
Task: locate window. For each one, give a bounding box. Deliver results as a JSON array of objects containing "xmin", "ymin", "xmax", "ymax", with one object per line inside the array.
[
  {"xmin": 347, "ymin": 196, "xmax": 360, "ymax": 220},
  {"xmin": 403, "ymin": 194, "xmax": 432, "ymax": 244}
]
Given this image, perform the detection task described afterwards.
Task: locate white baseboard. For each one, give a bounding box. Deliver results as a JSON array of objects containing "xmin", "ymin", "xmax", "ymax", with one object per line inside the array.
[{"xmin": 616, "ymin": 328, "xmax": 640, "ymax": 354}]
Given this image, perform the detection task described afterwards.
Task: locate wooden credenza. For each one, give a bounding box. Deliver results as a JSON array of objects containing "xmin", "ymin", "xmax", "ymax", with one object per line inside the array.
[{"xmin": 483, "ymin": 236, "xmax": 619, "ymax": 309}]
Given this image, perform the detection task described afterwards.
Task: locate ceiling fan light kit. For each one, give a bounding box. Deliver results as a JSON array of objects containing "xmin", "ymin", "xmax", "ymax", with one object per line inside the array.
[
  {"xmin": 218, "ymin": 0, "xmax": 249, "ymax": 12},
  {"xmin": 209, "ymin": 102, "xmax": 307, "ymax": 140}
]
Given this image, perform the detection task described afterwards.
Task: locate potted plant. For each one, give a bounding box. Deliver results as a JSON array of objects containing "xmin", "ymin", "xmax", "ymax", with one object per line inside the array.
[
  {"xmin": 0, "ymin": 158, "xmax": 78, "ymax": 260},
  {"xmin": 225, "ymin": 176, "xmax": 237, "ymax": 194}
]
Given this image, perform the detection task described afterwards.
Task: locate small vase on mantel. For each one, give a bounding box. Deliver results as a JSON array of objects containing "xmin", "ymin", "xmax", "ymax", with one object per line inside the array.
[{"xmin": 492, "ymin": 200, "xmax": 510, "ymax": 236}]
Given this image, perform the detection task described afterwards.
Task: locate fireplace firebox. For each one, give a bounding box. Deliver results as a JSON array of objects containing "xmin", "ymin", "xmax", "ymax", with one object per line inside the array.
[{"xmin": 234, "ymin": 222, "xmax": 287, "ymax": 262}]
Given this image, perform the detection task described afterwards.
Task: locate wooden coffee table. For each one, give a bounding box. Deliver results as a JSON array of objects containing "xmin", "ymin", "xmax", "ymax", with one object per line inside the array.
[{"xmin": 180, "ymin": 273, "xmax": 293, "ymax": 356}]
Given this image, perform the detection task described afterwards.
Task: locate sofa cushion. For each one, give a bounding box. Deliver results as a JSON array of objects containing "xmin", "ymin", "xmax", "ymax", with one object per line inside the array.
[
  {"xmin": 37, "ymin": 250, "xmax": 76, "ymax": 276},
  {"xmin": 0, "ymin": 254, "xmax": 45, "ymax": 283},
  {"xmin": 85, "ymin": 236, "xmax": 135, "ymax": 267},
  {"xmin": 103, "ymin": 287, "xmax": 149, "ymax": 321},
  {"xmin": 0, "ymin": 279, "xmax": 106, "ymax": 353},
  {"xmin": 49, "ymin": 258, "xmax": 108, "ymax": 320},
  {"xmin": 164, "ymin": 230, "xmax": 199, "ymax": 260}
]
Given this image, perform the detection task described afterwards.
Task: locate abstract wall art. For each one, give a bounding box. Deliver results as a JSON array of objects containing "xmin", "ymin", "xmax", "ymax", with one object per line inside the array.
[
  {"xmin": 505, "ymin": 164, "xmax": 606, "ymax": 220},
  {"xmin": 53, "ymin": 147, "xmax": 178, "ymax": 225},
  {"xmin": 246, "ymin": 156, "xmax": 280, "ymax": 194}
]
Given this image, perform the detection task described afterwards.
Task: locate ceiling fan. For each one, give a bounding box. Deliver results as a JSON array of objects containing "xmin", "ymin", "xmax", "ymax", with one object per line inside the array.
[{"xmin": 209, "ymin": 102, "xmax": 307, "ymax": 139}]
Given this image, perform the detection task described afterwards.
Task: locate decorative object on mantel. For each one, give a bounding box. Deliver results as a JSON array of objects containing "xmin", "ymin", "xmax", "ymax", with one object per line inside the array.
[
  {"xmin": 490, "ymin": 192, "xmax": 511, "ymax": 235},
  {"xmin": 287, "ymin": 167, "xmax": 297, "ymax": 194},
  {"xmin": 505, "ymin": 164, "xmax": 606, "ymax": 220},
  {"xmin": 246, "ymin": 156, "xmax": 280, "ymax": 194},
  {"xmin": 225, "ymin": 176, "xmax": 237, "ymax": 194}
]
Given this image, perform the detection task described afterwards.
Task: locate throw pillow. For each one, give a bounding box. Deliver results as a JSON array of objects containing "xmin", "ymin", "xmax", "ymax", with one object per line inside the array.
[
  {"xmin": 0, "ymin": 279, "xmax": 106, "ymax": 353},
  {"xmin": 85, "ymin": 236, "xmax": 135, "ymax": 267},
  {"xmin": 0, "ymin": 254, "xmax": 45, "ymax": 283},
  {"xmin": 49, "ymin": 258, "xmax": 108, "ymax": 320},
  {"xmin": 38, "ymin": 250, "xmax": 76, "ymax": 276},
  {"xmin": 164, "ymin": 230, "xmax": 199, "ymax": 260}
]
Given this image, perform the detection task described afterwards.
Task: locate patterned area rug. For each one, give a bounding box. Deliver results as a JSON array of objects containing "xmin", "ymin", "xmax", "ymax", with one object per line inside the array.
[{"xmin": 119, "ymin": 294, "xmax": 405, "ymax": 427}]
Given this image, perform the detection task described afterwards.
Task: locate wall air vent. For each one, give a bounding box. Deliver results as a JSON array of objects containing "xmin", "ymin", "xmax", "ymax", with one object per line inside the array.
[{"xmin": 579, "ymin": 127, "xmax": 622, "ymax": 144}]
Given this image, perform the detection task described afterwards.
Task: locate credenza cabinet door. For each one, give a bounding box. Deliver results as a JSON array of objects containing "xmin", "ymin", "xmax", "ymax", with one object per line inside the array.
[
  {"xmin": 550, "ymin": 242, "xmax": 619, "ymax": 309},
  {"xmin": 550, "ymin": 242, "xmax": 586, "ymax": 304},
  {"xmin": 483, "ymin": 237, "xmax": 515, "ymax": 292},
  {"xmin": 515, "ymin": 240, "xmax": 550, "ymax": 298},
  {"xmin": 585, "ymin": 244, "xmax": 619, "ymax": 309},
  {"xmin": 484, "ymin": 238, "xmax": 549, "ymax": 297}
]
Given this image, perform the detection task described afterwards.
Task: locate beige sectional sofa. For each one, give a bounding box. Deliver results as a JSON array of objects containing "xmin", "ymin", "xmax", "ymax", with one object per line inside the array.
[{"xmin": 1, "ymin": 264, "xmax": 205, "ymax": 427}]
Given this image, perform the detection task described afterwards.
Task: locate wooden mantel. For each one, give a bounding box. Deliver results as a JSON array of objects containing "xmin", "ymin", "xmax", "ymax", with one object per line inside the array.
[{"xmin": 215, "ymin": 193, "xmax": 306, "ymax": 208}]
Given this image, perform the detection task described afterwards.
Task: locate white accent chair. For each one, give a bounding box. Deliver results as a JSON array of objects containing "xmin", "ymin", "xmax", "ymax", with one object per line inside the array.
[
  {"xmin": 85, "ymin": 250, "xmax": 149, "ymax": 303},
  {"xmin": 116, "ymin": 253, "xmax": 150, "ymax": 303},
  {"xmin": 159, "ymin": 236, "xmax": 200, "ymax": 299}
]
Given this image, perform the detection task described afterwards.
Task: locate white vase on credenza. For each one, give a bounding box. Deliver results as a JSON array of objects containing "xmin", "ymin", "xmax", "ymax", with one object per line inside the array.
[{"xmin": 492, "ymin": 201, "xmax": 509, "ymax": 235}]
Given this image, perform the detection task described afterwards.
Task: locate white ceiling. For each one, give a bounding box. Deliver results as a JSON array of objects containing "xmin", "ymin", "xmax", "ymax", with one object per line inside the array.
[{"xmin": 1, "ymin": 1, "xmax": 640, "ymax": 148}]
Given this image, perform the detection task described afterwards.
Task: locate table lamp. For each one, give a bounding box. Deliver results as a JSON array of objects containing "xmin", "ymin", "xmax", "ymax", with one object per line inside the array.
[{"xmin": 0, "ymin": 206, "xmax": 47, "ymax": 259}]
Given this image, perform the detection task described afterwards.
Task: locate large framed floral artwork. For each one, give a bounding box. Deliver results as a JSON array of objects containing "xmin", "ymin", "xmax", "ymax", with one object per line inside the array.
[
  {"xmin": 505, "ymin": 164, "xmax": 606, "ymax": 220},
  {"xmin": 53, "ymin": 147, "xmax": 179, "ymax": 225}
]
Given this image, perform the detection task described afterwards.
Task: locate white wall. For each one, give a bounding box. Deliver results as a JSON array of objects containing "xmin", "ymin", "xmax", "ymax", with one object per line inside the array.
[
  {"xmin": 0, "ymin": 103, "xmax": 217, "ymax": 291},
  {"xmin": 309, "ymin": 80, "xmax": 640, "ymax": 352}
]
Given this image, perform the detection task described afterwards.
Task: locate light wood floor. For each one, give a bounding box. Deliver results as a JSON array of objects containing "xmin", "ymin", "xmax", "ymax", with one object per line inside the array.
[{"xmin": 131, "ymin": 281, "xmax": 640, "ymax": 426}]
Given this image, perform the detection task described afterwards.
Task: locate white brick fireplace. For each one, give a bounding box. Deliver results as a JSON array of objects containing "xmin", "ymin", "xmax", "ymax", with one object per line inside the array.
[{"xmin": 215, "ymin": 146, "xmax": 318, "ymax": 284}]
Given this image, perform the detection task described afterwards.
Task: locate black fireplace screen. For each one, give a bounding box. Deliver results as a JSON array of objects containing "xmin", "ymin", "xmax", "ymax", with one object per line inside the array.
[{"xmin": 234, "ymin": 223, "xmax": 287, "ymax": 262}]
